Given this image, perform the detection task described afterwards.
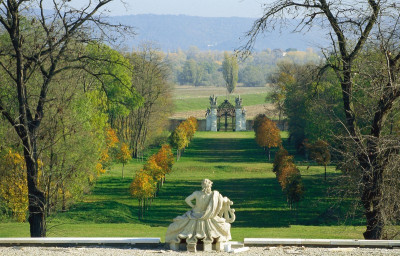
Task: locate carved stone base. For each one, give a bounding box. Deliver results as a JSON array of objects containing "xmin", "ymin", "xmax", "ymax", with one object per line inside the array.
[
  {"xmin": 169, "ymin": 242, "xmax": 180, "ymax": 251},
  {"xmin": 203, "ymin": 242, "xmax": 212, "ymax": 252},
  {"xmin": 215, "ymin": 241, "xmax": 225, "ymax": 252},
  {"xmin": 187, "ymin": 243, "xmax": 197, "ymax": 252}
]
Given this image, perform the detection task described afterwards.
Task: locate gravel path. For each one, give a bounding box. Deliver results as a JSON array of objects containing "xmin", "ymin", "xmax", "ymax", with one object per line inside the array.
[{"xmin": 1, "ymin": 246, "xmax": 400, "ymax": 256}]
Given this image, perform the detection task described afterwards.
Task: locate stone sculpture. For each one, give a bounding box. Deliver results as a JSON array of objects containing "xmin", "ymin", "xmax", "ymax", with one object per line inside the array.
[
  {"xmin": 165, "ymin": 179, "xmax": 235, "ymax": 252},
  {"xmin": 209, "ymin": 94, "xmax": 217, "ymax": 107},
  {"xmin": 235, "ymin": 95, "xmax": 242, "ymax": 108}
]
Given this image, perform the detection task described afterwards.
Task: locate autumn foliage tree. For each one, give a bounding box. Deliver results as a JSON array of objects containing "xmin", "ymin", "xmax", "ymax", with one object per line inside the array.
[
  {"xmin": 143, "ymin": 156, "xmax": 164, "ymax": 193},
  {"xmin": 273, "ymin": 147, "xmax": 304, "ymax": 209},
  {"xmin": 255, "ymin": 117, "xmax": 282, "ymax": 161},
  {"xmin": 130, "ymin": 144, "xmax": 175, "ymax": 218},
  {"xmin": 116, "ymin": 143, "xmax": 132, "ymax": 179},
  {"xmin": 306, "ymin": 140, "xmax": 331, "ymax": 180},
  {"xmin": 169, "ymin": 117, "xmax": 198, "ymax": 160},
  {"xmin": 0, "ymin": 149, "xmax": 28, "ymax": 222},
  {"xmin": 130, "ymin": 171, "xmax": 156, "ymax": 219},
  {"xmin": 153, "ymin": 144, "xmax": 175, "ymax": 182}
]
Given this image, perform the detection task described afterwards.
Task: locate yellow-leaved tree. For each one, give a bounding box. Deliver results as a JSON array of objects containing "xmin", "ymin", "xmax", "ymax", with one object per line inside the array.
[
  {"xmin": 143, "ymin": 155, "xmax": 164, "ymax": 193},
  {"xmin": 117, "ymin": 143, "xmax": 132, "ymax": 179},
  {"xmin": 130, "ymin": 171, "xmax": 156, "ymax": 219},
  {"xmin": 255, "ymin": 118, "xmax": 282, "ymax": 161},
  {"xmin": 154, "ymin": 144, "xmax": 175, "ymax": 182},
  {"xmin": 0, "ymin": 149, "xmax": 28, "ymax": 222}
]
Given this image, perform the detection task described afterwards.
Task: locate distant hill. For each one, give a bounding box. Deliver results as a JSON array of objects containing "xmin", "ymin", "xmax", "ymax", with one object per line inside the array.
[{"xmin": 112, "ymin": 14, "xmax": 328, "ymax": 52}]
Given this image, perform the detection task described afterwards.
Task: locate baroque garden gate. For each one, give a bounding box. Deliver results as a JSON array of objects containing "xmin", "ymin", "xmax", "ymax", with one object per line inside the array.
[
  {"xmin": 205, "ymin": 95, "xmax": 246, "ymax": 132},
  {"xmin": 217, "ymin": 100, "xmax": 235, "ymax": 131}
]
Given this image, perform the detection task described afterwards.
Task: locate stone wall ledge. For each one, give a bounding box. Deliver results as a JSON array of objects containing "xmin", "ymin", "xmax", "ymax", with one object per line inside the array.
[
  {"xmin": 0, "ymin": 237, "xmax": 160, "ymax": 247},
  {"xmin": 244, "ymin": 238, "xmax": 400, "ymax": 248}
]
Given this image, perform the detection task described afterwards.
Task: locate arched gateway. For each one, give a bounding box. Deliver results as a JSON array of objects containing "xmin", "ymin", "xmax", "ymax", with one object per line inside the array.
[{"xmin": 205, "ymin": 95, "xmax": 246, "ymax": 131}]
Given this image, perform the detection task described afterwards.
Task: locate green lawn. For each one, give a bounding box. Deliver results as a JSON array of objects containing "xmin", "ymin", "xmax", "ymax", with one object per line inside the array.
[
  {"xmin": 174, "ymin": 93, "xmax": 270, "ymax": 112},
  {"xmin": 0, "ymin": 131, "xmax": 365, "ymax": 240}
]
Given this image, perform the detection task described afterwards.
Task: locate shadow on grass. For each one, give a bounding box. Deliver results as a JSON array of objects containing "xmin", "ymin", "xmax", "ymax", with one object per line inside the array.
[
  {"xmin": 183, "ymin": 137, "xmax": 268, "ymax": 163},
  {"xmin": 53, "ymin": 173, "xmax": 362, "ymax": 228},
  {"xmin": 51, "ymin": 132, "xmax": 363, "ymax": 230},
  {"xmin": 140, "ymin": 175, "xmax": 362, "ymax": 228}
]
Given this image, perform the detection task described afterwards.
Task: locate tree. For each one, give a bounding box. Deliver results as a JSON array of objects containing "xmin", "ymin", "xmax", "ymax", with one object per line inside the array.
[
  {"xmin": 0, "ymin": 0, "xmax": 130, "ymax": 237},
  {"xmin": 255, "ymin": 118, "xmax": 282, "ymax": 161},
  {"xmin": 306, "ymin": 140, "xmax": 331, "ymax": 180},
  {"xmin": 153, "ymin": 144, "xmax": 175, "ymax": 181},
  {"xmin": 180, "ymin": 59, "xmax": 204, "ymax": 86},
  {"xmin": 37, "ymin": 88, "xmax": 109, "ymax": 214},
  {"xmin": 144, "ymin": 155, "xmax": 165, "ymax": 194},
  {"xmin": 245, "ymin": 0, "xmax": 400, "ymax": 239},
  {"xmin": 117, "ymin": 143, "xmax": 132, "ymax": 179},
  {"xmin": 130, "ymin": 170, "xmax": 156, "ymax": 219},
  {"xmin": 272, "ymin": 149, "xmax": 303, "ymax": 209},
  {"xmin": 239, "ymin": 65, "xmax": 265, "ymax": 87},
  {"xmin": 273, "ymin": 147, "xmax": 289, "ymax": 174},
  {"xmin": 84, "ymin": 43, "xmax": 142, "ymax": 126},
  {"xmin": 0, "ymin": 149, "xmax": 28, "ymax": 222},
  {"xmin": 118, "ymin": 45, "xmax": 173, "ymax": 159},
  {"xmin": 253, "ymin": 114, "xmax": 269, "ymax": 132},
  {"xmin": 222, "ymin": 52, "xmax": 239, "ymax": 94}
]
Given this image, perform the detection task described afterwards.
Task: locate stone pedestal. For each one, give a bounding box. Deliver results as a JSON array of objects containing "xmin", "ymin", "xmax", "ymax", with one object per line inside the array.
[
  {"xmin": 210, "ymin": 108, "xmax": 217, "ymax": 131},
  {"xmin": 203, "ymin": 242, "xmax": 212, "ymax": 252},
  {"xmin": 206, "ymin": 115, "xmax": 211, "ymax": 131},
  {"xmin": 187, "ymin": 243, "xmax": 197, "ymax": 252}
]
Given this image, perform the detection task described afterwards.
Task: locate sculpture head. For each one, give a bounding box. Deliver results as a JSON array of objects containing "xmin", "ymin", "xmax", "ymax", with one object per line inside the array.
[{"xmin": 201, "ymin": 179, "xmax": 213, "ymax": 194}]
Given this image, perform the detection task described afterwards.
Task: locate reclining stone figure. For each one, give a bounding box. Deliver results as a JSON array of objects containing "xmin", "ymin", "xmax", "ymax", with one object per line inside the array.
[{"xmin": 165, "ymin": 179, "xmax": 235, "ymax": 252}]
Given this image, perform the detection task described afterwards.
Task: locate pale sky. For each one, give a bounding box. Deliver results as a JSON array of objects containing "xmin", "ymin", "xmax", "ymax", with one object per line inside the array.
[{"xmin": 60, "ymin": 0, "xmax": 266, "ymax": 18}]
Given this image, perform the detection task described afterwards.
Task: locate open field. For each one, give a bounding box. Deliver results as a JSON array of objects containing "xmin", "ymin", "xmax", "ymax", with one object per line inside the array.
[
  {"xmin": 173, "ymin": 85, "xmax": 271, "ymax": 99},
  {"xmin": 172, "ymin": 86, "xmax": 274, "ymax": 119},
  {"xmin": 0, "ymin": 132, "xmax": 364, "ymax": 240}
]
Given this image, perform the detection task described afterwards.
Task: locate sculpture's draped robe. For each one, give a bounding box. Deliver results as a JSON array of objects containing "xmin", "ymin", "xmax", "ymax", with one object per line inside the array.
[{"xmin": 165, "ymin": 190, "xmax": 231, "ymax": 244}]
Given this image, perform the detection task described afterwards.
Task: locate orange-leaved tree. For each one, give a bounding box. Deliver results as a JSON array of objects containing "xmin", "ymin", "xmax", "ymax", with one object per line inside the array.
[
  {"xmin": 116, "ymin": 143, "xmax": 132, "ymax": 179},
  {"xmin": 255, "ymin": 118, "xmax": 282, "ymax": 161},
  {"xmin": 273, "ymin": 147, "xmax": 289, "ymax": 175},
  {"xmin": 306, "ymin": 140, "xmax": 331, "ymax": 180},
  {"xmin": 98, "ymin": 127, "xmax": 120, "ymax": 175},
  {"xmin": 143, "ymin": 155, "xmax": 164, "ymax": 193},
  {"xmin": 187, "ymin": 116, "xmax": 198, "ymax": 131},
  {"xmin": 130, "ymin": 170, "xmax": 156, "ymax": 219},
  {"xmin": 273, "ymin": 147, "xmax": 303, "ymax": 209},
  {"xmin": 154, "ymin": 144, "xmax": 175, "ymax": 183},
  {"xmin": 0, "ymin": 149, "xmax": 28, "ymax": 222}
]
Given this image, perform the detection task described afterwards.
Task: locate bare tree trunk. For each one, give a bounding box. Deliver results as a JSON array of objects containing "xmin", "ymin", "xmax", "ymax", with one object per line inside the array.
[{"xmin": 24, "ymin": 143, "xmax": 46, "ymax": 237}]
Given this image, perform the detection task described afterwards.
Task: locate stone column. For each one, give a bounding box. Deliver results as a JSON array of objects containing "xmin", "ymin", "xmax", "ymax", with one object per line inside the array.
[
  {"xmin": 235, "ymin": 108, "xmax": 242, "ymax": 131},
  {"xmin": 210, "ymin": 108, "xmax": 217, "ymax": 131},
  {"xmin": 241, "ymin": 109, "xmax": 247, "ymax": 131}
]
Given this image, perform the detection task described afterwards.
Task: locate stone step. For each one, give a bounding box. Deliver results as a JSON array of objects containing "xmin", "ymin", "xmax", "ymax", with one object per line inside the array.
[
  {"xmin": 224, "ymin": 241, "xmax": 244, "ymax": 252},
  {"xmin": 228, "ymin": 241, "xmax": 244, "ymax": 249}
]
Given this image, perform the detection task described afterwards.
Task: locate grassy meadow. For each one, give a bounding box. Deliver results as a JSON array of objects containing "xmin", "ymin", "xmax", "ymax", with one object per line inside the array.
[
  {"xmin": 0, "ymin": 131, "xmax": 365, "ymax": 240},
  {"xmin": 173, "ymin": 86, "xmax": 271, "ymax": 113}
]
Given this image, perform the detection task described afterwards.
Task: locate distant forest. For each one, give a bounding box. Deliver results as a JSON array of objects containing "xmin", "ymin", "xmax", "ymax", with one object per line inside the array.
[{"xmin": 160, "ymin": 46, "xmax": 321, "ymax": 87}]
